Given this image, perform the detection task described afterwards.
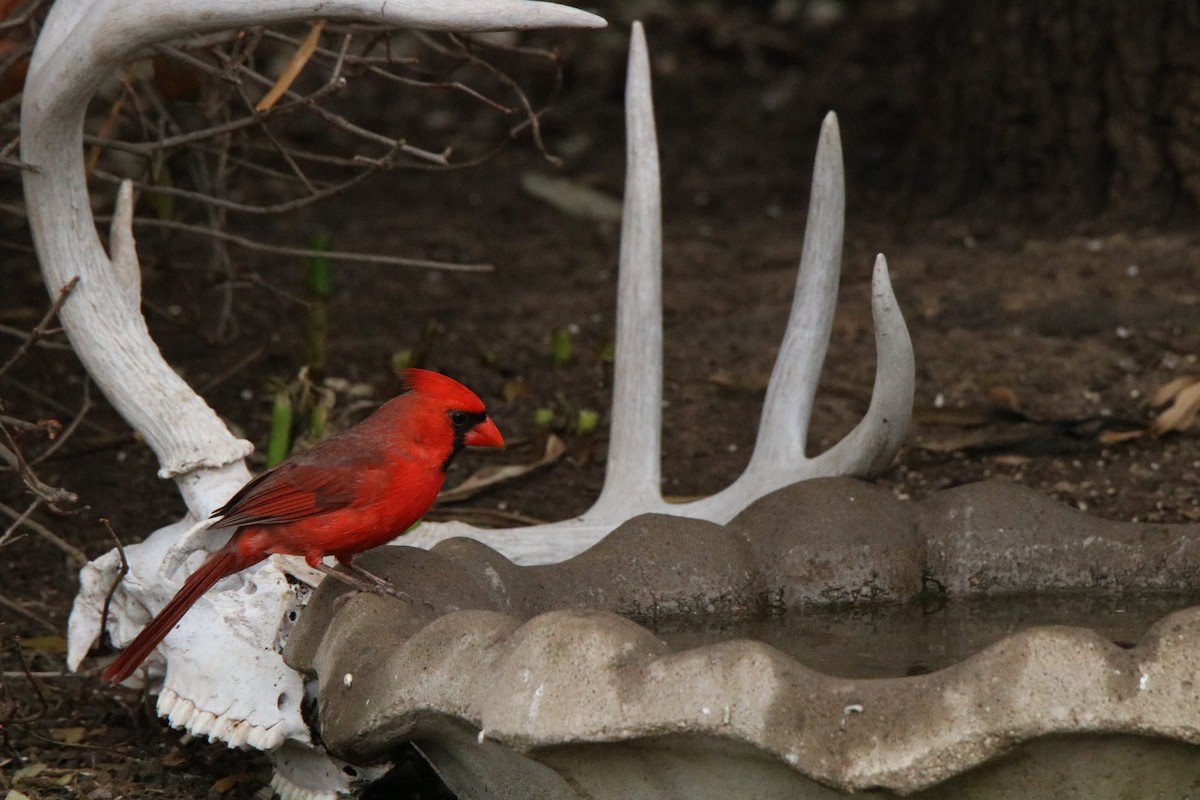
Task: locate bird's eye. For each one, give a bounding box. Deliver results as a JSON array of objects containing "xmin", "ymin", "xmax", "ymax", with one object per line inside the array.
[{"xmin": 449, "ymin": 410, "xmax": 469, "ymax": 428}]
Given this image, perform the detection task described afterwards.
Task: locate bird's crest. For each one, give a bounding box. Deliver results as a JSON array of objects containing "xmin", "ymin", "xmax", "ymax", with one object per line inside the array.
[{"xmin": 403, "ymin": 369, "xmax": 486, "ymax": 413}]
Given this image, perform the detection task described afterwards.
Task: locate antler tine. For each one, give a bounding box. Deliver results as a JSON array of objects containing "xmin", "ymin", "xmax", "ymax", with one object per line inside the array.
[
  {"xmin": 750, "ymin": 111, "xmax": 845, "ymax": 468},
  {"xmin": 401, "ymin": 20, "xmax": 664, "ymax": 558},
  {"xmin": 115, "ymin": 181, "xmax": 258, "ymax": 519},
  {"xmin": 24, "ymin": 105, "xmax": 255, "ymax": 523},
  {"xmin": 590, "ymin": 21, "xmax": 665, "ymax": 517},
  {"xmin": 814, "ymin": 253, "xmax": 913, "ymax": 475},
  {"xmin": 672, "ymin": 112, "xmax": 849, "ymax": 523},
  {"xmin": 108, "ymin": 181, "xmax": 140, "ymax": 307}
]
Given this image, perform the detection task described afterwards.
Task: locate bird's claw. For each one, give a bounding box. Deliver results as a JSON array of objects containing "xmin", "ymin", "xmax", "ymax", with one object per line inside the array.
[{"xmin": 316, "ymin": 562, "xmax": 432, "ymax": 608}]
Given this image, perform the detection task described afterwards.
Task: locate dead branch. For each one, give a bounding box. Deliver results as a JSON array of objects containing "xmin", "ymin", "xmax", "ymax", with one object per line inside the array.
[
  {"xmin": 0, "ymin": 502, "xmax": 87, "ymax": 567},
  {"xmin": 0, "ymin": 428, "xmax": 77, "ymax": 508},
  {"xmin": 98, "ymin": 518, "xmax": 129, "ymax": 651},
  {"xmin": 113, "ymin": 214, "xmax": 495, "ymax": 272},
  {"xmin": 0, "ymin": 590, "xmax": 60, "ymax": 635},
  {"xmin": 0, "ymin": 497, "xmax": 37, "ymax": 547},
  {"xmin": 30, "ymin": 378, "xmax": 91, "ymax": 466},
  {"xmin": 0, "ymin": 276, "xmax": 77, "ymax": 378}
]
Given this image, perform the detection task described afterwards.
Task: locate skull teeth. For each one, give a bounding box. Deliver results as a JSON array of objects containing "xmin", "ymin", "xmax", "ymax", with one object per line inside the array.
[
  {"xmin": 189, "ymin": 710, "xmax": 216, "ymax": 737},
  {"xmin": 167, "ymin": 698, "xmax": 195, "ymax": 729},
  {"xmin": 228, "ymin": 719, "xmax": 252, "ymax": 748},
  {"xmin": 270, "ymin": 769, "xmax": 339, "ymax": 800},
  {"xmin": 156, "ymin": 688, "xmax": 178, "ymax": 716},
  {"xmin": 209, "ymin": 714, "xmax": 235, "ymax": 744},
  {"xmin": 156, "ymin": 688, "xmax": 284, "ymax": 751}
]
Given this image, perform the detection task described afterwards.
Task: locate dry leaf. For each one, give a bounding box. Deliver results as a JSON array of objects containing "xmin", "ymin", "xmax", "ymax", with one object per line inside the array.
[
  {"xmin": 19, "ymin": 635, "xmax": 67, "ymax": 654},
  {"xmin": 438, "ymin": 435, "xmax": 565, "ymax": 503},
  {"xmin": 6, "ymin": 790, "xmax": 32, "ymax": 800},
  {"xmin": 256, "ymin": 20, "xmax": 325, "ymax": 111},
  {"xmin": 161, "ymin": 749, "xmax": 187, "ymax": 767},
  {"xmin": 520, "ymin": 173, "xmax": 623, "ymax": 222},
  {"xmin": 1151, "ymin": 375, "xmax": 1199, "ymax": 408},
  {"xmin": 1099, "ymin": 428, "xmax": 1144, "ymax": 445},
  {"xmin": 13, "ymin": 763, "xmax": 46, "ymax": 783},
  {"xmin": 1150, "ymin": 379, "xmax": 1200, "ymax": 435},
  {"xmin": 986, "ymin": 386, "xmax": 1020, "ymax": 410},
  {"xmin": 50, "ymin": 727, "xmax": 86, "ymax": 745},
  {"xmin": 210, "ymin": 773, "xmax": 250, "ymax": 794}
]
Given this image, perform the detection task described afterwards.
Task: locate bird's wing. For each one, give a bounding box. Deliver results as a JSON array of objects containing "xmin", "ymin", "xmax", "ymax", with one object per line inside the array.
[{"xmin": 209, "ymin": 459, "xmax": 369, "ymax": 529}]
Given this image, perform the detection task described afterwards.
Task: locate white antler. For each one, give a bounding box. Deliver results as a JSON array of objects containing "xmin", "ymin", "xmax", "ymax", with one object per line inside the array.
[{"xmin": 401, "ymin": 22, "xmax": 915, "ymax": 560}]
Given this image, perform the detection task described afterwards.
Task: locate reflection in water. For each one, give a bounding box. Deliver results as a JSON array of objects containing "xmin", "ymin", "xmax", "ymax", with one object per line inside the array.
[{"xmin": 641, "ymin": 593, "xmax": 1200, "ymax": 679}]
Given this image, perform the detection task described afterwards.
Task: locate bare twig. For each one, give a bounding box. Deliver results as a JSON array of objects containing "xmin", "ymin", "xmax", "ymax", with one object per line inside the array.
[
  {"xmin": 82, "ymin": 71, "xmax": 347, "ymax": 155},
  {"xmin": 110, "ymin": 214, "xmax": 494, "ymax": 272},
  {"xmin": 0, "ymin": 429, "xmax": 78, "ymax": 508},
  {"xmin": 1, "ymin": 637, "xmax": 50, "ymax": 725},
  {"xmin": 99, "ymin": 519, "xmax": 130, "ymax": 648},
  {"xmin": 0, "ymin": 502, "xmax": 87, "ymax": 566},
  {"xmin": 92, "ymin": 150, "xmax": 384, "ymax": 214},
  {"xmin": 422, "ymin": 32, "xmax": 563, "ymax": 163},
  {"xmin": 0, "ymin": 323, "xmax": 71, "ymax": 349},
  {"xmin": 0, "ymin": 276, "xmax": 78, "ymax": 378},
  {"xmin": 0, "ymin": 497, "xmax": 36, "ymax": 548},
  {"xmin": 0, "ymin": 0, "xmax": 46, "ymax": 33},
  {"xmin": 1, "ymin": 671, "xmax": 80, "ymax": 678},
  {"xmin": 0, "ymin": 415, "xmax": 42, "ymax": 432},
  {"xmin": 423, "ymin": 506, "xmax": 545, "ymax": 527},
  {"xmin": 197, "ymin": 343, "xmax": 267, "ymax": 393},
  {"xmin": 210, "ymin": 46, "xmax": 452, "ymax": 164},
  {"xmin": 31, "ymin": 378, "xmax": 91, "ymax": 465},
  {"xmin": 0, "ymin": 154, "xmax": 39, "ymax": 172},
  {"xmin": 0, "ymin": 591, "xmax": 60, "ymax": 635},
  {"xmin": 261, "ymin": 26, "xmax": 417, "ymax": 67},
  {"xmin": 0, "ymin": 375, "xmax": 112, "ymax": 436}
]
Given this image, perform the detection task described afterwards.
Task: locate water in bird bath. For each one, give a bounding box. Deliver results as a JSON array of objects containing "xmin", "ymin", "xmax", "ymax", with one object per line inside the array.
[{"xmin": 639, "ymin": 591, "xmax": 1200, "ymax": 678}]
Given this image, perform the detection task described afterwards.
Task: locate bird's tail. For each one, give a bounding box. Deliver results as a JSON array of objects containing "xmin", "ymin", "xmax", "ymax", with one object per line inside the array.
[{"xmin": 102, "ymin": 546, "xmax": 246, "ymax": 685}]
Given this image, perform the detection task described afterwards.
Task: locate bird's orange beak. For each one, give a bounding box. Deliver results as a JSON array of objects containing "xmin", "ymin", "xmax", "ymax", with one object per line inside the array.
[{"xmin": 464, "ymin": 415, "xmax": 504, "ymax": 449}]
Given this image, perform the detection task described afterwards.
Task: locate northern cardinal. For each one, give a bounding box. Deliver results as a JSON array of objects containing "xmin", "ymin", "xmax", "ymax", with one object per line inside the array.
[{"xmin": 102, "ymin": 369, "xmax": 504, "ymax": 685}]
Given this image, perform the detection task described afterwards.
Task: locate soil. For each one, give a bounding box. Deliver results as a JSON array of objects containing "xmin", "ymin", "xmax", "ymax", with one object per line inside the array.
[{"xmin": 4, "ymin": 4, "xmax": 1200, "ymax": 799}]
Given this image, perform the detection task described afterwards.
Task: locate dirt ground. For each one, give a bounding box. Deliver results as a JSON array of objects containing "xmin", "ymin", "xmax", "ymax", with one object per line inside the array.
[{"xmin": 4, "ymin": 3, "xmax": 1200, "ymax": 799}]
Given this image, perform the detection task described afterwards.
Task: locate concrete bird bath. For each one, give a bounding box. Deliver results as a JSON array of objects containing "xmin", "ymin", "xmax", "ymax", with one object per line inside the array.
[{"xmin": 287, "ymin": 478, "xmax": 1200, "ymax": 799}]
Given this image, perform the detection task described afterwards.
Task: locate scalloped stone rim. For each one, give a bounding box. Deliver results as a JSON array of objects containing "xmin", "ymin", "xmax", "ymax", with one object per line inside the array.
[{"xmin": 286, "ymin": 478, "xmax": 1200, "ymax": 795}]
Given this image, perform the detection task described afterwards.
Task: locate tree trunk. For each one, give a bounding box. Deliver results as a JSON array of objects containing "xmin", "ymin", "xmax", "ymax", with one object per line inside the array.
[{"xmin": 910, "ymin": 0, "xmax": 1200, "ymax": 219}]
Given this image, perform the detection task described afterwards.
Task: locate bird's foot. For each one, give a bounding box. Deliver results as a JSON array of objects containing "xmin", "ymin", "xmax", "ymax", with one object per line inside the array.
[{"xmin": 315, "ymin": 562, "xmax": 430, "ymax": 608}]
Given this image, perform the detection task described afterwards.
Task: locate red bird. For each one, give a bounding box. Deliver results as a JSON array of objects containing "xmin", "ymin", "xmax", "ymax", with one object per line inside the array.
[{"xmin": 102, "ymin": 369, "xmax": 504, "ymax": 685}]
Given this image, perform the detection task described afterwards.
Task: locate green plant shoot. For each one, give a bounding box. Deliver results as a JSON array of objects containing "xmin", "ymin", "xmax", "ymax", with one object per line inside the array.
[{"xmin": 266, "ymin": 389, "xmax": 294, "ymax": 467}]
